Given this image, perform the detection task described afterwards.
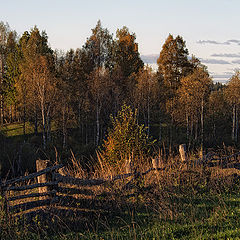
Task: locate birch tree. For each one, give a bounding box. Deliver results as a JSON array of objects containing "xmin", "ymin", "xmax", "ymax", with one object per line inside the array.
[
  {"xmin": 19, "ymin": 27, "xmax": 56, "ymax": 149},
  {"xmin": 178, "ymin": 65, "xmax": 212, "ymax": 147},
  {"xmin": 134, "ymin": 66, "xmax": 158, "ymax": 136},
  {"xmin": 225, "ymin": 71, "xmax": 240, "ymax": 143}
]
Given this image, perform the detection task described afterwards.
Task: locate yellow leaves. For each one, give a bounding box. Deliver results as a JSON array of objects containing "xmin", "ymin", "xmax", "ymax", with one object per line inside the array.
[
  {"xmin": 225, "ymin": 71, "xmax": 240, "ymax": 105},
  {"xmin": 174, "ymin": 66, "xmax": 212, "ymax": 123}
]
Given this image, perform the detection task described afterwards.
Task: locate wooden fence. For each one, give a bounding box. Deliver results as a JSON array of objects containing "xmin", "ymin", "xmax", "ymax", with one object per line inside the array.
[{"xmin": 1, "ymin": 148, "xmax": 240, "ymax": 221}]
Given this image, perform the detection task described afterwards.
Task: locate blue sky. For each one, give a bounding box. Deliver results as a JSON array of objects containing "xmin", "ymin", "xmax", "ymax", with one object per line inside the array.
[{"xmin": 1, "ymin": 0, "xmax": 240, "ymax": 82}]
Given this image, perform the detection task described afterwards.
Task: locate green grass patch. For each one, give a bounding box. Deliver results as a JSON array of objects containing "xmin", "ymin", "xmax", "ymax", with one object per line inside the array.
[
  {"xmin": 1, "ymin": 187, "xmax": 240, "ymax": 240},
  {"xmin": 1, "ymin": 122, "xmax": 34, "ymax": 137}
]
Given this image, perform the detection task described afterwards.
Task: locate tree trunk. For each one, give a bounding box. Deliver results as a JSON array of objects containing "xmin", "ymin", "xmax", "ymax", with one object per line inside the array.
[
  {"xmin": 96, "ymin": 98, "xmax": 100, "ymax": 146},
  {"xmin": 62, "ymin": 102, "xmax": 67, "ymax": 148},
  {"xmin": 85, "ymin": 123, "xmax": 88, "ymax": 145},
  {"xmin": 0, "ymin": 57, "xmax": 3, "ymax": 127},
  {"xmin": 159, "ymin": 110, "xmax": 162, "ymax": 142},
  {"xmin": 0, "ymin": 96, "xmax": 3, "ymax": 126},
  {"xmin": 201, "ymin": 98, "xmax": 204, "ymax": 149},
  {"xmin": 232, "ymin": 104, "xmax": 236, "ymax": 142},
  {"xmin": 195, "ymin": 121, "xmax": 198, "ymax": 141},
  {"xmin": 14, "ymin": 103, "xmax": 17, "ymax": 122},
  {"xmin": 186, "ymin": 111, "xmax": 189, "ymax": 142},
  {"xmin": 23, "ymin": 103, "xmax": 26, "ymax": 138},
  {"xmin": 41, "ymin": 102, "xmax": 46, "ymax": 150},
  {"xmin": 47, "ymin": 114, "xmax": 51, "ymax": 142},
  {"xmin": 34, "ymin": 105, "xmax": 38, "ymax": 135},
  {"xmin": 147, "ymin": 95, "xmax": 150, "ymax": 137},
  {"xmin": 190, "ymin": 115, "xmax": 193, "ymax": 142},
  {"xmin": 78, "ymin": 101, "xmax": 81, "ymax": 127},
  {"xmin": 235, "ymin": 105, "xmax": 238, "ymax": 143},
  {"xmin": 10, "ymin": 105, "xmax": 13, "ymax": 123}
]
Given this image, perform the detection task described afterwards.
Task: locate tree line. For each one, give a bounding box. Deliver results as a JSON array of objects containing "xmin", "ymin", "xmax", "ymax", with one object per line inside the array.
[{"xmin": 0, "ymin": 20, "xmax": 239, "ymax": 160}]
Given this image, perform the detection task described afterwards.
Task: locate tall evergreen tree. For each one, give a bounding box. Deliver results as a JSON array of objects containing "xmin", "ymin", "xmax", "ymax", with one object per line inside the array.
[
  {"xmin": 0, "ymin": 21, "xmax": 11, "ymax": 126},
  {"xmin": 157, "ymin": 34, "xmax": 192, "ymax": 96},
  {"xmin": 115, "ymin": 26, "xmax": 143, "ymax": 78}
]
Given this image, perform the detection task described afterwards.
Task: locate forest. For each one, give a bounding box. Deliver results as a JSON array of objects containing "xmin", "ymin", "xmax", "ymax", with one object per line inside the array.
[
  {"xmin": 1, "ymin": 19, "xmax": 240, "ymax": 239},
  {"xmin": 0, "ymin": 20, "xmax": 239, "ymax": 177}
]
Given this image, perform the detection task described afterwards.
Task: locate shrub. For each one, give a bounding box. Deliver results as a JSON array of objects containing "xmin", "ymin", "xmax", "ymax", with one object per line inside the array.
[{"xmin": 101, "ymin": 104, "xmax": 155, "ymax": 171}]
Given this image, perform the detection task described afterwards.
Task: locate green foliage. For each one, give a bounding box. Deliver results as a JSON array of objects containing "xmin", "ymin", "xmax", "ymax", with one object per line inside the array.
[
  {"xmin": 101, "ymin": 104, "xmax": 155, "ymax": 169},
  {"xmin": 157, "ymin": 34, "xmax": 192, "ymax": 97},
  {"xmin": 115, "ymin": 26, "xmax": 144, "ymax": 78}
]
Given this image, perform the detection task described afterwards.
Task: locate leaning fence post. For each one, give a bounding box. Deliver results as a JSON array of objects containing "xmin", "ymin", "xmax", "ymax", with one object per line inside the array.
[{"xmin": 36, "ymin": 159, "xmax": 51, "ymax": 200}]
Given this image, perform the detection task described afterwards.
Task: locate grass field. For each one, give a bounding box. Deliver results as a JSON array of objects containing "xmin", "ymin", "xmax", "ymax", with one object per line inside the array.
[
  {"xmin": 1, "ymin": 123, "xmax": 240, "ymax": 239},
  {"xmin": 52, "ymin": 186, "xmax": 240, "ymax": 240}
]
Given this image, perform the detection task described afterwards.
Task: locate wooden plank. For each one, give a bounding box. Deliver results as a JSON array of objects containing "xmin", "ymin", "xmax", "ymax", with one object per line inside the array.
[
  {"xmin": 211, "ymin": 152, "xmax": 240, "ymax": 161},
  {"xmin": 54, "ymin": 173, "xmax": 106, "ymax": 186},
  {"xmin": 54, "ymin": 195, "xmax": 115, "ymax": 210},
  {"xmin": 2, "ymin": 164, "xmax": 63, "ymax": 187},
  {"xmin": 4, "ymin": 181, "xmax": 59, "ymax": 191},
  {"xmin": 110, "ymin": 172, "xmax": 134, "ymax": 181},
  {"xmin": 10, "ymin": 199, "xmax": 51, "ymax": 213},
  {"xmin": 54, "ymin": 167, "xmax": 164, "ymax": 188},
  {"xmin": 8, "ymin": 190, "xmax": 57, "ymax": 202},
  {"xmin": 57, "ymin": 187, "xmax": 94, "ymax": 196}
]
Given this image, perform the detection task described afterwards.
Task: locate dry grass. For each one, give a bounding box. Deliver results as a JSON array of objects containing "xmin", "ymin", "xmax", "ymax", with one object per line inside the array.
[{"xmin": 1, "ymin": 149, "xmax": 240, "ymax": 239}]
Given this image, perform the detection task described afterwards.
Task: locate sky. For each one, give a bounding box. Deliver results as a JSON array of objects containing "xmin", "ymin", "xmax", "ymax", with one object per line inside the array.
[{"xmin": 1, "ymin": 0, "xmax": 240, "ymax": 83}]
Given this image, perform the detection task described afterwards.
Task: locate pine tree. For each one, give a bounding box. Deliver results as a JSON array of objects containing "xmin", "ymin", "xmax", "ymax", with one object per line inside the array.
[
  {"xmin": 157, "ymin": 34, "xmax": 192, "ymax": 96},
  {"xmin": 115, "ymin": 26, "xmax": 144, "ymax": 78}
]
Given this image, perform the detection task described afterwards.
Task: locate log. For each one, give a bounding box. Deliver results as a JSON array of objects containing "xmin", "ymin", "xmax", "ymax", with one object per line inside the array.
[
  {"xmin": 57, "ymin": 187, "xmax": 94, "ymax": 196},
  {"xmin": 110, "ymin": 172, "xmax": 134, "ymax": 181},
  {"xmin": 10, "ymin": 199, "xmax": 51, "ymax": 214},
  {"xmin": 2, "ymin": 164, "xmax": 63, "ymax": 187},
  {"xmin": 53, "ymin": 195, "xmax": 115, "ymax": 211},
  {"xmin": 8, "ymin": 190, "xmax": 57, "ymax": 202},
  {"xmin": 54, "ymin": 173, "xmax": 106, "ymax": 186},
  {"xmin": 5, "ymin": 181, "xmax": 58, "ymax": 191}
]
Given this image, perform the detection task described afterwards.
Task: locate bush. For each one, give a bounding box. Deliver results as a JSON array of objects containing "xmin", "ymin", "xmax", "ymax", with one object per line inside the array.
[{"xmin": 101, "ymin": 104, "xmax": 155, "ymax": 171}]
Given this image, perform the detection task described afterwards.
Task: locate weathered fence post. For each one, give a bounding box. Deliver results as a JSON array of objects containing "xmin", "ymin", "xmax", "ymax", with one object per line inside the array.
[
  {"xmin": 152, "ymin": 157, "xmax": 161, "ymax": 181},
  {"xmin": 179, "ymin": 144, "xmax": 187, "ymax": 162},
  {"xmin": 36, "ymin": 160, "xmax": 51, "ymax": 200},
  {"xmin": 125, "ymin": 157, "xmax": 134, "ymax": 174},
  {"xmin": 0, "ymin": 179, "xmax": 9, "ymax": 221},
  {"xmin": 152, "ymin": 158, "xmax": 160, "ymax": 169}
]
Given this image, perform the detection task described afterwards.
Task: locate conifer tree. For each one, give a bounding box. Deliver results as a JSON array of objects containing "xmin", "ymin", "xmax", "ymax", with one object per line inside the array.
[
  {"xmin": 157, "ymin": 34, "xmax": 192, "ymax": 96},
  {"xmin": 115, "ymin": 26, "xmax": 143, "ymax": 78}
]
